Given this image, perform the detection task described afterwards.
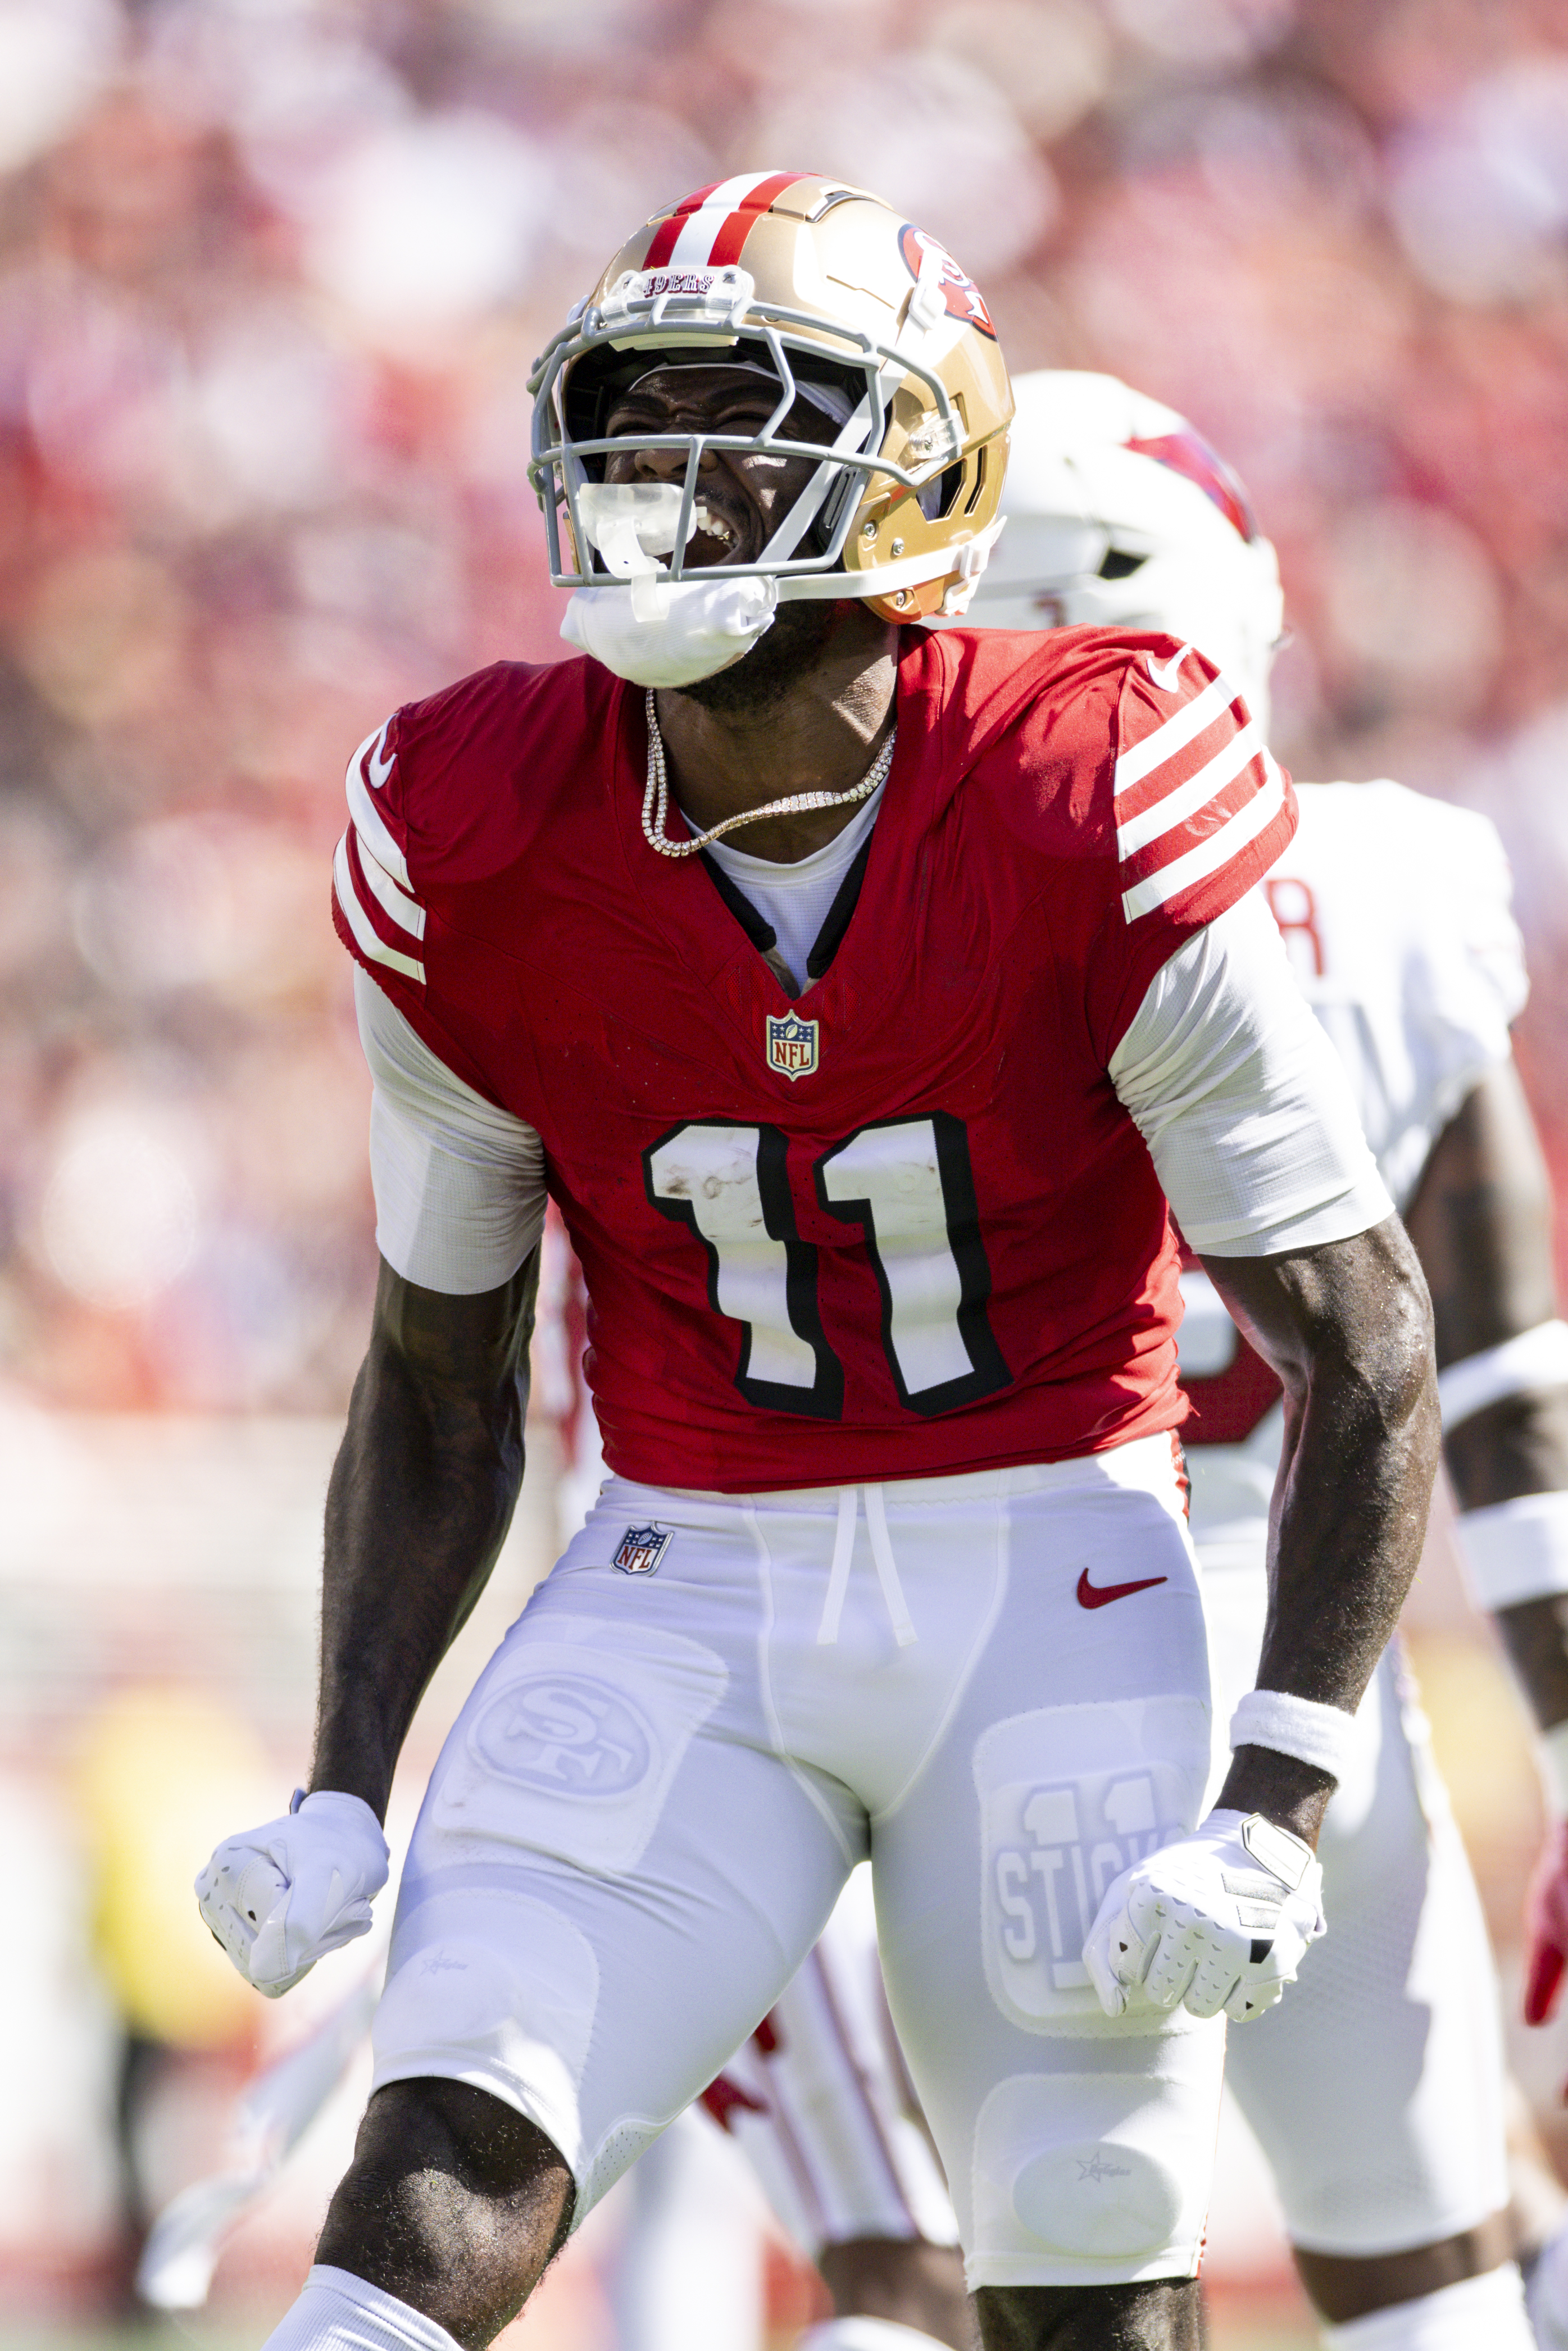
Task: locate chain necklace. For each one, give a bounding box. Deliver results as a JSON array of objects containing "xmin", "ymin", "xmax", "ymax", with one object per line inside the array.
[{"xmin": 642, "ymin": 686, "xmax": 897, "ymax": 859}]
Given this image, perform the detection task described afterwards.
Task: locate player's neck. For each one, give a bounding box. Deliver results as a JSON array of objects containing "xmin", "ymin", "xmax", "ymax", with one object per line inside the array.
[{"xmin": 655, "ymin": 608, "xmax": 899, "ymax": 865}]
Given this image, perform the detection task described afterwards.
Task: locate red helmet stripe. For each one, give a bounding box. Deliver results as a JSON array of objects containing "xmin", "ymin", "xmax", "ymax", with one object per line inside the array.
[
  {"xmin": 642, "ymin": 171, "xmax": 816, "ymax": 272},
  {"xmin": 643, "ymin": 180, "xmax": 726, "ymax": 269},
  {"xmin": 1125, "ymin": 430, "xmax": 1258, "ymax": 544},
  {"xmin": 705, "ymin": 171, "xmax": 812, "ymax": 266}
]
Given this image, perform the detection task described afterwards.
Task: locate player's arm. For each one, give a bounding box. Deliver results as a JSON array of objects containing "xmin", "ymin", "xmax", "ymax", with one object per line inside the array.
[
  {"xmin": 1199, "ymin": 1220, "xmax": 1438, "ymax": 1842},
  {"xmin": 196, "ymin": 975, "xmax": 547, "ymax": 1997},
  {"xmin": 1404, "ymin": 1058, "xmax": 1568, "ymax": 2021},
  {"xmin": 1406, "ymin": 1059, "xmax": 1568, "ymax": 1707},
  {"xmin": 313, "ymin": 1251, "xmax": 537, "ymax": 1818},
  {"xmin": 1085, "ymin": 891, "xmax": 1438, "ymax": 2025},
  {"xmin": 1111, "ymin": 893, "xmax": 1439, "ymax": 1813}
]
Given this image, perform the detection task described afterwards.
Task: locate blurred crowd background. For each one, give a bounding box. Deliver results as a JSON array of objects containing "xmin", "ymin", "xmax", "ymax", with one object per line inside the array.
[{"xmin": 4, "ymin": 1, "xmax": 1568, "ymax": 2347}]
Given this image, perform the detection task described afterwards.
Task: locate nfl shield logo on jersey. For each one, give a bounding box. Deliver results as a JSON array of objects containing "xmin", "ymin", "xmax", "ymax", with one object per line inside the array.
[
  {"xmin": 766, "ymin": 1012, "xmax": 819, "ymax": 1081},
  {"xmin": 613, "ymin": 1523, "xmax": 673, "ymax": 1576}
]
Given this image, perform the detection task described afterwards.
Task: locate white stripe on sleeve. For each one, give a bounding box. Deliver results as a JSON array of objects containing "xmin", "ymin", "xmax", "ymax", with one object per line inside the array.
[
  {"xmin": 1113, "ymin": 674, "xmax": 1239, "ymax": 794},
  {"xmin": 1121, "ymin": 757, "xmax": 1286, "ymax": 923},
  {"xmin": 335, "ymin": 833, "xmax": 425, "ymax": 984},
  {"xmin": 1116, "ymin": 720, "xmax": 1262, "ymax": 860},
  {"xmin": 350, "ymin": 828, "xmax": 426, "ymax": 940},
  {"xmin": 1108, "ymin": 892, "xmax": 1394, "ymax": 1256},
  {"xmin": 345, "ymin": 722, "xmax": 411, "ymax": 888},
  {"xmin": 356, "ymin": 968, "xmax": 547, "ymax": 1295}
]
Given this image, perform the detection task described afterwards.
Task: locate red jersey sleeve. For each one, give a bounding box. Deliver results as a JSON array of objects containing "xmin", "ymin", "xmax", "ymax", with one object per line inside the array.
[
  {"xmin": 330, "ymin": 675, "xmax": 514, "ymax": 1101},
  {"xmin": 1085, "ymin": 639, "xmax": 1297, "ymax": 1060},
  {"xmin": 332, "ymin": 708, "xmax": 425, "ymax": 995}
]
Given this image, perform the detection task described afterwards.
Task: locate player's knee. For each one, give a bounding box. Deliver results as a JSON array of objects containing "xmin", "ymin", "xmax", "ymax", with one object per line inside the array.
[{"xmin": 320, "ymin": 2078, "xmax": 575, "ymax": 2282}]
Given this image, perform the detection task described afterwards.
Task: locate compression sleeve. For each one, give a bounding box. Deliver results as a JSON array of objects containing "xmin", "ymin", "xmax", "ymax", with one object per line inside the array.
[
  {"xmin": 355, "ymin": 968, "xmax": 547, "ymax": 1294},
  {"xmin": 1108, "ymin": 892, "xmax": 1394, "ymax": 1256}
]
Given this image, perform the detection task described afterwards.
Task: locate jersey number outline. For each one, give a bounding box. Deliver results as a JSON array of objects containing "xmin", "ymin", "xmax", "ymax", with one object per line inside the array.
[{"xmin": 644, "ymin": 1115, "xmax": 1012, "ymax": 1420}]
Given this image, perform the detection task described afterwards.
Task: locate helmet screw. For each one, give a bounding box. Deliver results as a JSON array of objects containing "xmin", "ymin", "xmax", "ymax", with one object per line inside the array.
[
  {"xmin": 890, "ymin": 538, "xmax": 905, "ymax": 557},
  {"xmin": 861, "ymin": 521, "xmax": 876, "ymax": 539},
  {"xmin": 893, "ymin": 590, "xmax": 910, "ymax": 608}
]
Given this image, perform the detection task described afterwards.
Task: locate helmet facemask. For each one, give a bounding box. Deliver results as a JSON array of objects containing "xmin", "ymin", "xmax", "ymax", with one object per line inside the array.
[
  {"xmin": 533, "ymin": 277, "xmax": 976, "ymax": 607},
  {"xmin": 560, "ymin": 343, "xmax": 869, "ymax": 597}
]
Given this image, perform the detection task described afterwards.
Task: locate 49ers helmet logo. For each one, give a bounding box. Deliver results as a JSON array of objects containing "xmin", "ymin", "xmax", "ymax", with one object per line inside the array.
[{"xmin": 898, "ymin": 225, "xmax": 997, "ymax": 340}]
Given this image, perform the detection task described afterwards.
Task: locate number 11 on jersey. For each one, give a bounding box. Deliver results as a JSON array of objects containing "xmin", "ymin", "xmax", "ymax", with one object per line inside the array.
[{"xmin": 645, "ymin": 1115, "xmax": 1011, "ymax": 1421}]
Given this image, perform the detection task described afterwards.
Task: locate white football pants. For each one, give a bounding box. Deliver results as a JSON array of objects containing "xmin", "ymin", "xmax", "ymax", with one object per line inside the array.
[
  {"xmin": 371, "ymin": 1436, "xmax": 1227, "ymax": 2288},
  {"xmin": 692, "ymin": 1553, "xmax": 1511, "ymax": 2279},
  {"xmin": 699, "ymin": 1859, "xmax": 960, "ymax": 2259}
]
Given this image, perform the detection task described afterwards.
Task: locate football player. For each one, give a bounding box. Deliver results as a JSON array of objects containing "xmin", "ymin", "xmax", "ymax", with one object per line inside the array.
[
  {"xmin": 194, "ymin": 178, "xmax": 1437, "ymax": 2351},
  {"xmin": 971, "ymin": 370, "xmax": 1560, "ymax": 2348},
  {"xmin": 605, "ymin": 372, "xmax": 1557, "ymax": 2351}
]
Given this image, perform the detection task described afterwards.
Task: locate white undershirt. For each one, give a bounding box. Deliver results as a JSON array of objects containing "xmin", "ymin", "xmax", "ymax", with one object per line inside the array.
[
  {"xmin": 692, "ymin": 780, "xmax": 885, "ymax": 994},
  {"xmin": 353, "ymin": 891, "xmax": 1392, "ymax": 1295}
]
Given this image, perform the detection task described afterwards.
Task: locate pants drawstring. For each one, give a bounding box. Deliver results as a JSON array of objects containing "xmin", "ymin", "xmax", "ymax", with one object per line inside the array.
[
  {"xmin": 816, "ymin": 1485, "xmax": 858, "ymax": 1646},
  {"xmin": 864, "ymin": 1483, "xmax": 918, "ymax": 1648},
  {"xmin": 816, "ymin": 1485, "xmax": 918, "ymax": 1649}
]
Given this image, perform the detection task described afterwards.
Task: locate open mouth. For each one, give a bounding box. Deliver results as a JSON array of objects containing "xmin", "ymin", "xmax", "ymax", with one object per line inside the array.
[{"xmin": 687, "ymin": 499, "xmax": 752, "ymax": 567}]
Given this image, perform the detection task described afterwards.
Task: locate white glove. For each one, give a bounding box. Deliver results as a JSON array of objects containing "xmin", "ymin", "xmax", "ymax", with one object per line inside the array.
[
  {"xmin": 194, "ymin": 1790, "xmax": 389, "ymax": 1998},
  {"xmin": 1083, "ymin": 1808, "xmax": 1325, "ymax": 2025}
]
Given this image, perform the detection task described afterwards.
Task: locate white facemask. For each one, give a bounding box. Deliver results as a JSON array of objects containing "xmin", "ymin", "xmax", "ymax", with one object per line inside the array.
[{"xmin": 560, "ymin": 480, "xmax": 780, "ymax": 687}]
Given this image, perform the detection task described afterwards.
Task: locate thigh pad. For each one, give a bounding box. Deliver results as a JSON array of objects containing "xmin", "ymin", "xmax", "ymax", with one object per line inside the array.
[
  {"xmin": 421, "ymin": 1610, "xmax": 729, "ymax": 1876},
  {"xmin": 976, "ymin": 1695, "xmax": 1213, "ymax": 2037},
  {"xmin": 969, "ymin": 2040, "xmax": 1224, "ymax": 2286}
]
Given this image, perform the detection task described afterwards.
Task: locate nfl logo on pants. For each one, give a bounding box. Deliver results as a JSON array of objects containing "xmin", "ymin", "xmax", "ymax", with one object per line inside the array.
[
  {"xmin": 613, "ymin": 1524, "xmax": 673, "ymax": 1576},
  {"xmin": 766, "ymin": 1013, "xmax": 819, "ymax": 1081}
]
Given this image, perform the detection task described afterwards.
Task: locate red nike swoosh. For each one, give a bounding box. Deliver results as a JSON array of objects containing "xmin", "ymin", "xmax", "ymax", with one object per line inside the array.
[{"xmin": 1076, "ymin": 1568, "xmax": 1169, "ymax": 1609}]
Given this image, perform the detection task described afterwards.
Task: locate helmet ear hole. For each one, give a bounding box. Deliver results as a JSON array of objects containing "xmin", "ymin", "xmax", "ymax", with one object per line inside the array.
[
  {"xmin": 1098, "ymin": 548, "xmax": 1148, "ymax": 581},
  {"xmin": 919, "ymin": 461, "xmax": 967, "ymax": 522}
]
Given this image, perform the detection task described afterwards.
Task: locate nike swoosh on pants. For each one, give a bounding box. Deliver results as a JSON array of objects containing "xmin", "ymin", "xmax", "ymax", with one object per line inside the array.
[{"xmin": 1075, "ymin": 1567, "xmax": 1169, "ymax": 1609}]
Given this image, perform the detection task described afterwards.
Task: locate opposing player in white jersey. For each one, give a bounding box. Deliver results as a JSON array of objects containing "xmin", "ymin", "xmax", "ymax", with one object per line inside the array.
[
  {"xmin": 517, "ymin": 357, "xmax": 1552, "ymax": 2351},
  {"xmin": 524, "ymin": 360, "xmax": 1559, "ymax": 2351},
  {"xmin": 971, "ymin": 370, "xmax": 1568, "ymax": 2349}
]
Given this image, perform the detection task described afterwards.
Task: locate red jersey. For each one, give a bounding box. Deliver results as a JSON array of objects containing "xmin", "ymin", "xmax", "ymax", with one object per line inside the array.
[{"xmin": 333, "ymin": 625, "xmax": 1294, "ymax": 1491}]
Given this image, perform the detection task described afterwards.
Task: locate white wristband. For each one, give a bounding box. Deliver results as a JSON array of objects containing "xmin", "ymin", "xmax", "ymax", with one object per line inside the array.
[
  {"xmin": 1453, "ymin": 1490, "xmax": 1568, "ymax": 1611},
  {"xmin": 1438, "ymin": 1318, "xmax": 1568, "ymax": 1430},
  {"xmin": 1230, "ymin": 1687, "xmax": 1357, "ymax": 1780},
  {"xmin": 1537, "ymin": 1721, "xmax": 1568, "ymax": 1819}
]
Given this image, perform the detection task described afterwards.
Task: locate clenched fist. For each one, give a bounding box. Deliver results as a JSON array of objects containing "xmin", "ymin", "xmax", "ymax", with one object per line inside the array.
[
  {"xmin": 196, "ymin": 1790, "xmax": 389, "ymax": 1998},
  {"xmin": 1083, "ymin": 1808, "xmax": 1325, "ymax": 2025}
]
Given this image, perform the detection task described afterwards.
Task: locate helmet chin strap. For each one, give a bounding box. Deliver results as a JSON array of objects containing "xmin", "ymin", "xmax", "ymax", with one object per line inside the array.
[
  {"xmin": 561, "ymin": 513, "xmax": 1005, "ymax": 690},
  {"xmin": 641, "ymin": 687, "xmax": 897, "ymax": 858},
  {"xmin": 561, "ymin": 571, "xmax": 780, "ymax": 688}
]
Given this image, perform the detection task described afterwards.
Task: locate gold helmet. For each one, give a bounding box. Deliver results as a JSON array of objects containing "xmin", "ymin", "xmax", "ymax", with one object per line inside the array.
[{"xmin": 529, "ymin": 171, "xmax": 1013, "ymax": 624}]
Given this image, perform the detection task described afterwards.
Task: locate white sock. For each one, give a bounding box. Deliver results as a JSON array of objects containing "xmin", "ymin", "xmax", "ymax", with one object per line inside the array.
[
  {"xmin": 798, "ymin": 2323, "xmax": 955, "ymax": 2351},
  {"xmin": 1321, "ymin": 2262, "xmax": 1533, "ymax": 2349},
  {"xmin": 262, "ymin": 2267, "xmax": 465, "ymax": 2351}
]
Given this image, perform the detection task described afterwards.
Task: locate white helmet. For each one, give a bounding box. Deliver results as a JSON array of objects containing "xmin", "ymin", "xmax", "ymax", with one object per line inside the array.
[{"xmin": 969, "ymin": 370, "xmax": 1284, "ymax": 734}]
